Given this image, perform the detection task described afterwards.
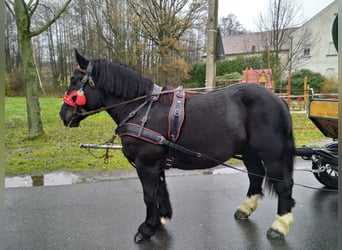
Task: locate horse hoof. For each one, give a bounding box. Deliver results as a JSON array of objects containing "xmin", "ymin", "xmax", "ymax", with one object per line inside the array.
[
  {"xmin": 267, "ymin": 228, "xmax": 285, "ymax": 240},
  {"xmin": 134, "ymin": 232, "xmax": 151, "ymax": 243},
  {"xmin": 234, "ymin": 210, "xmax": 249, "ymax": 220},
  {"xmin": 160, "ymin": 217, "xmax": 169, "ymax": 225}
]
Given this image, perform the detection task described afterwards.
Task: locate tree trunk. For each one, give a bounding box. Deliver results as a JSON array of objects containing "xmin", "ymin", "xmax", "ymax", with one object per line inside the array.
[
  {"xmin": 20, "ymin": 38, "xmax": 44, "ymax": 137},
  {"xmin": 14, "ymin": 0, "xmax": 44, "ymax": 137},
  {"xmin": 11, "ymin": 0, "xmax": 71, "ymax": 137}
]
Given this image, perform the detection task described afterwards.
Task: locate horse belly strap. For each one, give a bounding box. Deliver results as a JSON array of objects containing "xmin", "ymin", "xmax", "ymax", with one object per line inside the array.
[
  {"xmin": 116, "ymin": 123, "xmax": 164, "ymax": 145},
  {"xmin": 116, "ymin": 123, "xmax": 201, "ymax": 158}
]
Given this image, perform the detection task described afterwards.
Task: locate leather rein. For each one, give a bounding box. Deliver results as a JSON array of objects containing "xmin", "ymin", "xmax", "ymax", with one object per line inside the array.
[{"xmin": 71, "ymin": 86, "xmax": 207, "ymax": 118}]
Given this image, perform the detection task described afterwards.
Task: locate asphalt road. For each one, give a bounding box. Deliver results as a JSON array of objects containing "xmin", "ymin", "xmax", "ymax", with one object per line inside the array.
[{"xmin": 5, "ymin": 159, "xmax": 338, "ymax": 250}]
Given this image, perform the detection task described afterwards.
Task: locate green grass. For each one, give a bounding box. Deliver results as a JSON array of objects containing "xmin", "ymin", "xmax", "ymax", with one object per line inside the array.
[
  {"xmin": 291, "ymin": 112, "xmax": 328, "ymax": 146},
  {"xmin": 5, "ymin": 97, "xmax": 130, "ymax": 175},
  {"xmin": 5, "ymin": 97, "xmax": 327, "ymax": 175}
]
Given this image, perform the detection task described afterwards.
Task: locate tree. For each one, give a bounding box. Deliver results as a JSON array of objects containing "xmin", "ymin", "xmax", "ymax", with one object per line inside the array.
[
  {"xmin": 127, "ymin": 0, "xmax": 207, "ymax": 85},
  {"xmin": 219, "ymin": 13, "xmax": 246, "ymax": 36},
  {"xmin": 6, "ymin": 0, "xmax": 72, "ymax": 138},
  {"xmin": 256, "ymin": 0, "xmax": 313, "ymax": 92}
]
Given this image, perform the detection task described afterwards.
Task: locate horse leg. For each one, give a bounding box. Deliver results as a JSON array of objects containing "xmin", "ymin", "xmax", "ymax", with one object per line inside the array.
[
  {"xmin": 265, "ymin": 161, "xmax": 295, "ymax": 240},
  {"xmin": 134, "ymin": 163, "xmax": 173, "ymax": 242},
  {"xmin": 235, "ymin": 146, "xmax": 265, "ymax": 220},
  {"xmin": 134, "ymin": 163, "xmax": 162, "ymax": 242},
  {"xmin": 158, "ymin": 170, "xmax": 173, "ymax": 225}
]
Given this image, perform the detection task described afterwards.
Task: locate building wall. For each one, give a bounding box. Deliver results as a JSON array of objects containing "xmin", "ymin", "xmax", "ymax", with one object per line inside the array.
[
  {"xmin": 292, "ymin": 0, "xmax": 337, "ymax": 78},
  {"xmin": 220, "ymin": 1, "xmax": 337, "ymax": 79}
]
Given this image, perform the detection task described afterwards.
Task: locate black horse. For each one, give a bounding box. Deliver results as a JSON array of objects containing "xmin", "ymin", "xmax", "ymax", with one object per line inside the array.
[{"xmin": 60, "ymin": 50, "xmax": 296, "ymax": 242}]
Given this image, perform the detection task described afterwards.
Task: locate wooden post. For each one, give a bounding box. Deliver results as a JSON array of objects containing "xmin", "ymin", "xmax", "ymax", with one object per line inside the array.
[
  {"xmin": 287, "ymin": 36, "xmax": 293, "ymax": 106},
  {"xmin": 205, "ymin": 0, "xmax": 218, "ymax": 91},
  {"xmin": 303, "ymin": 76, "xmax": 308, "ymax": 109},
  {"xmin": 287, "ymin": 68, "xmax": 291, "ymax": 106}
]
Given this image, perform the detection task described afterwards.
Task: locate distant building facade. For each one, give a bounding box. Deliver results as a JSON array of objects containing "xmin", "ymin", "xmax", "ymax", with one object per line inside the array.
[
  {"xmin": 292, "ymin": 0, "xmax": 337, "ymax": 78},
  {"xmin": 221, "ymin": 0, "xmax": 337, "ymax": 79}
]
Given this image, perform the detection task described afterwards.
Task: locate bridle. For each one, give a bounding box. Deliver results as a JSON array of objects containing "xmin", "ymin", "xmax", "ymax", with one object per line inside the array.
[{"xmin": 63, "ymin": 64, "xmax": 95, "ymax": 107}]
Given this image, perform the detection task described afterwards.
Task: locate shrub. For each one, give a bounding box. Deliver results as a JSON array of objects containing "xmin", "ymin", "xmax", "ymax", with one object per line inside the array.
[
  {"xmin": 5, "ymin": 68, "xmax": 25, "ymax": 96},
  {"xmin": 320, "ymin": 76, "xmax": 338, "ymax": 94},
  {"xmin": 291, "ymin": 69, "xmax": 325, "ymax": 95}
]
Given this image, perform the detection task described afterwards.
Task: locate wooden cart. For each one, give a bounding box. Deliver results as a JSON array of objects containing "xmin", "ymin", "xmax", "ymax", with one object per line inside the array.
[{"xmin": 295, "ymin": 97, "xmax": 338, "ymax": 189}]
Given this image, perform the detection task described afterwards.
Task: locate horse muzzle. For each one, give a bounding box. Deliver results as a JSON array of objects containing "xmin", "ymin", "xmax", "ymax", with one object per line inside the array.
[{"xmin": 59, "ymin": 105, "xmax": 81, "ymax": 128}]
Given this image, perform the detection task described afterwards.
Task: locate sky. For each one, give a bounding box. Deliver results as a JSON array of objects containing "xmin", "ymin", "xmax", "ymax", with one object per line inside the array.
[{"xmin": 218, "ymin": 0, "xmax": 335, "ymax": 31}]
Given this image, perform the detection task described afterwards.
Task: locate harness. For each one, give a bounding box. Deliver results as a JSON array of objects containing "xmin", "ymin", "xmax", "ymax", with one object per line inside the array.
[
  {"xmin": 116, "ymin": 123, "xmax": 201, "ymax": 158},
  {"xmin": 115, "ymin": 86, "xmax": 187, "ymax": 168}
]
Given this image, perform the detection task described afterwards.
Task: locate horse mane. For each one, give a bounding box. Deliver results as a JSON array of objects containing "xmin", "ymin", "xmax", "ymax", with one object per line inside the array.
[{"xmin": 91, "ymin": 59, "xmax": 155, "ymax": 100}]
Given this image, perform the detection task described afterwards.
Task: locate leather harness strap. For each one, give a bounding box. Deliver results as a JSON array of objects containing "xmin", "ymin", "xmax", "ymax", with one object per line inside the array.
[
  {"xmin": 116, "ymin": 86, "xmax": 188, "ymax": 169},
  {"xmin": 168, "ymin": 86, "xmax": 185, "ymax": 142},
  {"xmin": 116, "ymin": 123, "xmax": 201, "ymax": 158}
]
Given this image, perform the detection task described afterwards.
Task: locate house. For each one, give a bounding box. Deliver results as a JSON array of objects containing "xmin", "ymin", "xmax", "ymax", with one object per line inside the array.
[
  {"xmin": 222, "ymin": 28, "xmax": 297, "ymax": 65},
  {"xmin": 221, "ymin": 0, "xmax": 338, "ymax": 79},
  {"xmin": 291, "ymin": 0, "xmax": 338, "ymax": 78}
]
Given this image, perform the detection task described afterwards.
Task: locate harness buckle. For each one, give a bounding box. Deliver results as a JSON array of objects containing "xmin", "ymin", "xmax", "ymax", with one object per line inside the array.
[
  {"xmin": 158, "ymin": 136, "xmax": 166, "ymax": 145},
  {"xmin": 174, "ymin": 109, "xmax": 181, "ymax": 117}
]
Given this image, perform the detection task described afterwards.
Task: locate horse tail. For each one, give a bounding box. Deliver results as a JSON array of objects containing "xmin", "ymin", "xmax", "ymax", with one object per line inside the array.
[
  {"xmin": 286, "ymin": 129, "xmax": 295, "ymax": 175},
  {"xmin": 265, "ymin": 114, "xmax": 295, "ymax": 196}
]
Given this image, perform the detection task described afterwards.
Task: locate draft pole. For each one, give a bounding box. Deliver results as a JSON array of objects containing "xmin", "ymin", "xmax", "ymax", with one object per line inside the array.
[{"xmin": 205, "ymin": 0, "xmax": 218, "ymax": 91}]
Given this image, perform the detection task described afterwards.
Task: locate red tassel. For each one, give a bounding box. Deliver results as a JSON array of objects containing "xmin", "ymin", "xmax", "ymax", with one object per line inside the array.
[{"xmin": 76, "ymin": 90, "xmax": 87, "ymax": 106}]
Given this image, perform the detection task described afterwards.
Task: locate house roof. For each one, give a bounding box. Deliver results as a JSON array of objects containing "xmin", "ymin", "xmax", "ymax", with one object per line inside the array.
[{"xmin": 222, "ymin": 28, "xmax": 298, "ymax": 56}]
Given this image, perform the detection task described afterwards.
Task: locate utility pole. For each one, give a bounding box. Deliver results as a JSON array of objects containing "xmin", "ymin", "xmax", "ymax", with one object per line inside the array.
[
  {"xmin": 205, "ymin": 0, "xmax": 218, "ymax": 91},
  {"xmin": 287, "ymin": 36, "xmax": 293, "ymax": 106}
]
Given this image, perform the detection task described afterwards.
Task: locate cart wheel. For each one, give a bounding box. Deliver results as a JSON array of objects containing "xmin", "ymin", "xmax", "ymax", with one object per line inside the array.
[{"xmin": 312, "ymin": 161, "xmax": 338, "ymax": 190}]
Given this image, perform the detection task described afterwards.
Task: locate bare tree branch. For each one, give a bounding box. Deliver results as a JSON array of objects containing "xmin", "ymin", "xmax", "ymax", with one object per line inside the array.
[
  {"xmin": 30, "ymin": 0, "xmax": 72, "ymax": 37},
  {"xmin": 5, "ymin": 0, "xmax": 15, "ymax": 17}
]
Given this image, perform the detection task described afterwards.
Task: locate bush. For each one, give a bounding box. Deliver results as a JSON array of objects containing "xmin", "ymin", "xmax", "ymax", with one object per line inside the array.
[
  {"xmin": 187, "ymin": 56, "xmax": 265, "ymax": 88},
  {"xmin": 216, "ymin": 72, "xmax": 242, "ymax": 87},
  {"xmin": 5, "ymin": 68, "xmax": 25, "ymax": 97},
  {"xmin": 187, "ymin": 60, "xmax": 206, "ymax": 87},
  {"xmin": 320, "ymin": 76, "xmax": 338, "ymax": 94},
  {"xmin": 291, "ymin": 69, "xmax": 325, "ymax": 95}
]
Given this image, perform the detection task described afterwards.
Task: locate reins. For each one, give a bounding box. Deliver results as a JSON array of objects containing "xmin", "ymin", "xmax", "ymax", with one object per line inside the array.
[{"xmin": 73, "ymin": 87, "xmax": 210, "ymax": 117}]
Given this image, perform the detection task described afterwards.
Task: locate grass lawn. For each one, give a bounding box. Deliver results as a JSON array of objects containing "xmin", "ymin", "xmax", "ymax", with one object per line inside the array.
[{"xmin": 5, "ymin": 97, "xmax": 327, "ymax": 176}]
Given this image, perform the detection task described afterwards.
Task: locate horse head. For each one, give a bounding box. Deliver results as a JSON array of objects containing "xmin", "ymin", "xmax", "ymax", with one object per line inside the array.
[
  {"xmin": 59, "ymin": 50, "xmax": 103, "ymax": 127},
  {"xmin": 60, "ymin": 50, "xmax": 157, "ymax": 127}
]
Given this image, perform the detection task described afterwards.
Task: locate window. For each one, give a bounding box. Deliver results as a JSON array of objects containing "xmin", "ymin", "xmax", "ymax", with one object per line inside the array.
[{"xmin": 303, "ymin": 44, "xmax": 310, "ymax": 57}]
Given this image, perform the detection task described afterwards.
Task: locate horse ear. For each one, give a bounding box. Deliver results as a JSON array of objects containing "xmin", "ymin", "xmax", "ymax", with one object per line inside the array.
[{"xmin": 74, "ymin": 49, "xmax": 89, "ymax": 70}]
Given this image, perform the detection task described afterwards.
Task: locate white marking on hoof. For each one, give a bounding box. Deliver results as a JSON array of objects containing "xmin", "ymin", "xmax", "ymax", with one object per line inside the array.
[
  {"xmin": 237, "ymin": 194, "xmax": 262, "ymax": 216},
  {"xmin": 271, "ymin": 212, "xmax": 294, "ymax": 236},
  {"xmin": 160, "ymin": 217, "xmax": 169, "ymax": 225}
]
